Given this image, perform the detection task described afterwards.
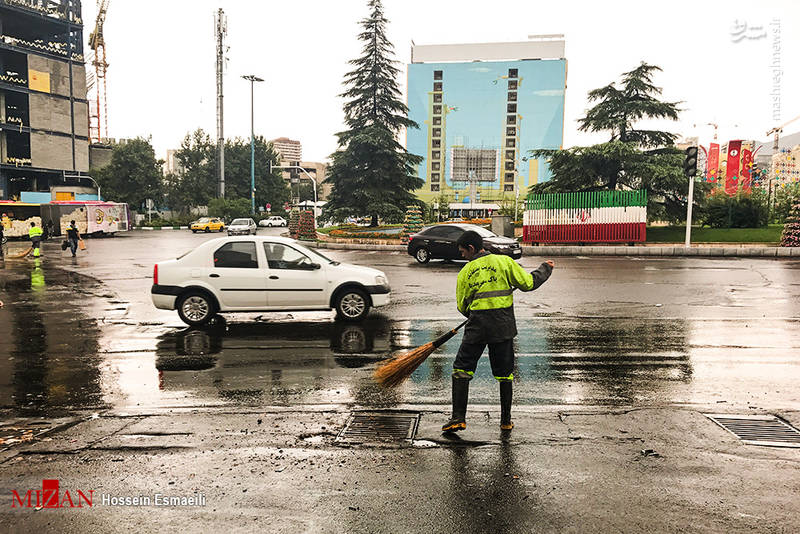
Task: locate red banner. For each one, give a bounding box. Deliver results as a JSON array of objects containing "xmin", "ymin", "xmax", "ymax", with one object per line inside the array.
[
  {"xmin": 740, "ymin": 148, "xmax": 753, "ymax": 193},
  {"xmin": 707, "ymin": 143, "xmax": 720, "ymax": 182},
  {"xmin": 725, "ymin": 140, "xmax": 742, "ymax": 195}
]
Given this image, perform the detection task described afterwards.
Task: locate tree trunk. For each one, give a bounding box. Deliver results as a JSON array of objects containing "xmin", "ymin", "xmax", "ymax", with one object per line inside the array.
[{"xmin": 370, "ymin": 214, "xmax": 379, "ymax": 227}]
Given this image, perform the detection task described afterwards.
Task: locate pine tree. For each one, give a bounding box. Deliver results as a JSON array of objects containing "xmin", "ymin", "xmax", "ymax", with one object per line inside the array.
[
  {"xmin": 322, "ymin": 0, "xmax": 423, "ymax": 227},
  {"xmin": 780, "ymin": 201, "xmax": 800, "ymax": 247}
]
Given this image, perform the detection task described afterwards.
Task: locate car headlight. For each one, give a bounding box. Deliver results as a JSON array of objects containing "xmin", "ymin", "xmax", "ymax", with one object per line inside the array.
[{"xmin": 375, "ymin": 275, "xmax": 388, "ymax": 286}]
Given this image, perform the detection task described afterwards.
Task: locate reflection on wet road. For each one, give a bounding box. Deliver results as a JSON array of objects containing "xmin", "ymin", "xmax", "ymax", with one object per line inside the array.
[{"xmin": 1, "ymin": 237, "xmax": 800, "ymax": 416}]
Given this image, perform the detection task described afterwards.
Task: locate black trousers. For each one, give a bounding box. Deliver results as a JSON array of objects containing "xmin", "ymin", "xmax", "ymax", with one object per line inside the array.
[{"xmin": 452, "ymin": 338, "xmax": 514, "ymax": 381}]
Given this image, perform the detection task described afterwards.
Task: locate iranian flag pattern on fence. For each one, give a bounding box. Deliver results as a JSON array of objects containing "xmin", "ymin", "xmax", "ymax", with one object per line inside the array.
[{"xmin": 523, "ymin": 190, "xmax": 647, "ymax": 244}]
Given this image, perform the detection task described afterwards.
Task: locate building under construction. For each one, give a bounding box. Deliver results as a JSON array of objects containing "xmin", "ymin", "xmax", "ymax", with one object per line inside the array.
[{"xmin": 0, "ymin": 0, "xmax": 94, "ymax": 202}]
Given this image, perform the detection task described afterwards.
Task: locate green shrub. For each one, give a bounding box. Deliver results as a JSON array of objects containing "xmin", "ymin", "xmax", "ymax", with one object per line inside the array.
[
  {"xmin": 699, "ymin": 190, "xmax": 769, "ymax": 228},
  {"xmin": 208, "ymin": 197, "xmax": 252, "ymax": 220}
]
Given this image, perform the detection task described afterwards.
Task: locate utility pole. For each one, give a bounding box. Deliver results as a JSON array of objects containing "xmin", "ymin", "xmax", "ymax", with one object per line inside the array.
[
  {"xmin": 215, "ymin": 8, "xmax": 227, "ymax": 198},
  {"xmin": 242, "ymin": 75, "xmax": 264, "ymax": 214}
]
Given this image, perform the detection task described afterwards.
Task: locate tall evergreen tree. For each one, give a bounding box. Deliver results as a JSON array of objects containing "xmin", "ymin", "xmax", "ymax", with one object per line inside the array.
[
  {"xmin": 531, "ymin": 63, "xmax": 706, "ymax": 222},
  {"xmin": 322, "ymin": 0, "xmax": 423, "ymax": 226}
]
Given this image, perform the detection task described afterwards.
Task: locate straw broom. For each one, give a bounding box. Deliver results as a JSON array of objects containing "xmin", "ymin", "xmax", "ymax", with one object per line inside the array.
[
  {"xmin": 374, "ymin": 319, "xmax": 468, "ymax": 388},
  {"xmin": 5, "ymin": 247, "xmax": 32, "ymax": 259}
]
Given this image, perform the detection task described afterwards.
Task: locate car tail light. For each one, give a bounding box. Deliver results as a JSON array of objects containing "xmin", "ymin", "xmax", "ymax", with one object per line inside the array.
[{"xmin": 153, "ymin": 264, "xmax": 158, "ymax": 285}]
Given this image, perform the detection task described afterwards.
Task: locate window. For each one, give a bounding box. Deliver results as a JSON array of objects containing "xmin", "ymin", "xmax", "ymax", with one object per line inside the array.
[
  {"xmin": 506, "ymin": 115, "xmax": 516, "ymax": 124},
  {"xmin": 433, "ymin": 93, "xmax": 442, "ymax": 103},
  {"xmin": 505, "ymin": 161, "xmax": 515, "ymax": 171},
  {"xmin": 507, "ymin": 103, "xmax": 517, "ymax": 113},
  {"xmin": 432, "ymin": 139, "xmax": 441, "ymax": 148},
  {"xmin": 263, "ymin": 243, "xmax": 315, "ymax": 270},
  {"xmin": 214, "ymin": 242, "xmax": 258, "ymax": 269},
  {"xmin": 431, "ymin": 162, "xmax": 441, "ymax": 171},
  {"xmin": 433, "ymin": 105, "xmax": 442, "ymax": 114},
  {"xmin": 506, "ymin": 127, "xmax": 516, "ymax": 136},
  {"xmin": 440, "ymin": 226, "xmax": 463, "ymax": 239},
  {"xmin": 505, "ymin": 172, "xmax": 515, "ymax": 182},
  {"xmin": 433, "ymin": 82, "xmax": 442, "ymax": 91},
  {"xmin": 508, "ymin": 92, "xmax": 517, "ymax": 102},
  {"xmin": 434, "ymin": 70, "xmax": 442, "ymax": 80},
  {"xmin": 431, "ymin": 150, "xmax": 440, "ymax": 159},
  {"xmin": 508, "ymin": 68, "xmax": 518, "ymax": 78},
  {"xmin": 506, "ymin": 139, "xmax": 516, "ymax": 148},
  {"xmin": 504, "ymin": 184, "xmax": 514, "ymax": 192},
  {"xmin": 506, "ymin": 150, "xmax": 515, "ymax": 160},
  {"xmin": 508, "ymin": 80, "xmax": 517, "ymax": 90},
  {"xmin": 432, "ymin": 128, "xmax": 441, "ymax": 137},
  {"xmin": 431, "ymin": 173, "xmax": 440, "ymax": 181},
  {"xmin": 431, "ymin": 184, "xmax": 440, "ymax": 192},
  {"xmin": 433, "ymin": 116, "xmax": 442, "ymax": 125}
]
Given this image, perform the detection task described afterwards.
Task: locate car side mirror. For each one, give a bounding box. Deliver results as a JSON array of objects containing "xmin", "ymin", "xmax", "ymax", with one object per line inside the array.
[{"xmin": 310, "ymin": 263, "xmax": 321, "ymax": 270}]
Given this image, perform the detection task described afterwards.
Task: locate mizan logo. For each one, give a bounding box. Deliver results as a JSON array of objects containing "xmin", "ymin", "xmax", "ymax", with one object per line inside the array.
[{"xmin": 12, "ymin": 479, "xmax": 93, "ymax": 509}]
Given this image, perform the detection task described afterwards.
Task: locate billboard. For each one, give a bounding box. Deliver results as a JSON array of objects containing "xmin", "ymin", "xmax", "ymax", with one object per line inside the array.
[{"xmin": 407, "ymin": 58, "xmax": 567, "ymax": 202}]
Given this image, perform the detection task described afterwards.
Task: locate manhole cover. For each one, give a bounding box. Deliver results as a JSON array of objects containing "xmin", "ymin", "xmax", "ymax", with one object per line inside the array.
[
  {"xmin": 336, "ymin": 412, "xmax": 420, "ymax": 444},
  {"xmin": 705, "ymin": 414, "xmax": 800, "ymax": 448}
]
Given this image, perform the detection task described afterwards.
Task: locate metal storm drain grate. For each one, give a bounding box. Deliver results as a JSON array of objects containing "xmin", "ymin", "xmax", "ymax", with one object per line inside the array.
[
  {"xmin": 336, "ymin": 412, "xmax": 420, "ymax": 444},
  {"xmin": 705, "ymin": 414, "xmax": 800, "ymax": 448}
]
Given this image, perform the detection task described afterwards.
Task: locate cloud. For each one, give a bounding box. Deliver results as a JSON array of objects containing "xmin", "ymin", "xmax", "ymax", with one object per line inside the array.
[{"xmin": 532, "ymin": 89, "xmax": 565, "ymax": 97}]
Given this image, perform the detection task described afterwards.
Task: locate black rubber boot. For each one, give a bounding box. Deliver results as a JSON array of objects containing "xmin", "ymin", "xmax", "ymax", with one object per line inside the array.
[
  {"xmin": 442, "ymin": 377, "xmax": 470, "ymax": 432},
  {"xmin": 500, "ymin": 381, "xmax": 513, "ymax": 430}
]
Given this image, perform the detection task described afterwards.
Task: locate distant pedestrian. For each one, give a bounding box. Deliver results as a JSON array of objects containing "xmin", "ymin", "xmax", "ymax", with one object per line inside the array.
[
  {"xmin": 66, "ymin": 220, "xmax": 81, "ymax": 257},
  {"xmin": 0, "ymin": 215, "xmax": 5, "ymax": 258},
  {"xmin": 29, "ymin": 222, "xmax": 43, "ymax": 258}
]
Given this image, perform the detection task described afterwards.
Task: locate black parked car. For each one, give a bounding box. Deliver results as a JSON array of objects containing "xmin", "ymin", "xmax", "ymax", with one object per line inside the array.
[{"xmin": 407, "ymin": 224, "xmax": 522, "ymax": 263}]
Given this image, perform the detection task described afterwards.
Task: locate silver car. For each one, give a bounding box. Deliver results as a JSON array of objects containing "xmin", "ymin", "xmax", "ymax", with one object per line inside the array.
[{"xmin": 227, "ymin": 218, "xmax": 257, "ymax": 236}]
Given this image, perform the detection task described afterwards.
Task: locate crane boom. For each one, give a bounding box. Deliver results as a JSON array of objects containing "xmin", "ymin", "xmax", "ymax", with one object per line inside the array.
[
  {"xmin": 88, "ymin": 0, "xmax": 110, "ymax": 143},
  {"xmin": 766, "ymin": 113, "xmax": 800, "ymax": 151}
]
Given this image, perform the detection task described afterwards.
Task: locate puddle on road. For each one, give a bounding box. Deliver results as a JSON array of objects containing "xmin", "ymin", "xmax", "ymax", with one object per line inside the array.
[{"xmin": 2, "ymin": 256, "xmax": 800, "ymax": 415}]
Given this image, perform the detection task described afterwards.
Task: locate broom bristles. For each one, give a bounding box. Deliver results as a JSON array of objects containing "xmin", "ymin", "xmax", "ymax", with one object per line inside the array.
[{"xmin": 374, "ymin": 342, "xmax": 436, "ymax": 388}]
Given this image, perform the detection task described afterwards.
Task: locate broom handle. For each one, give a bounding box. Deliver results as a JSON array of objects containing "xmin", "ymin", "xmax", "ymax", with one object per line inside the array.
[{"xmin": 431, "ymin": 319, "xmax": 469, "ymax": 349}]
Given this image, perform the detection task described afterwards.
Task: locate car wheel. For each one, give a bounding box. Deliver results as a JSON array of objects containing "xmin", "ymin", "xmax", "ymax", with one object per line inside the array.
[
  {"xmin": 204, "ymin": 227, "xmax": 211, "ymax": 233},
  {"xmin": 414, "ymin": 247, "xmax": 430, "ymax": 264},
  {"xmin": 219, "ymin": 227, "xmax": 224, "ymax": 232},
  {"xmin": 177, "ymin": 290, "xmax": 217, "ymax": 326},
  {"xmin": 335, "ymin": 288, "xmax": 370, "ymax": 322},
  {"xmin": 192, "ymin": 230, "xmax": 197, "ymax": 234}
]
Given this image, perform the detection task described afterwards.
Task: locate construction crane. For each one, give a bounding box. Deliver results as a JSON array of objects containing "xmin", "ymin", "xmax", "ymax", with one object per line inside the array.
[
  {"xmin": 88, "ymin": 0, "xmax": 110, "ymax": 143},
  {"xmin": 766, "ymin": 113, "xmax": 800, "ymax": 152}
]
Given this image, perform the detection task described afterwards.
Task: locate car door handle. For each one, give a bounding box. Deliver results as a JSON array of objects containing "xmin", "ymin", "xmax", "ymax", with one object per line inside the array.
[
  {"xmin": 209, "ymin": 273, "xmax": 220, "ymax": 278},
  {"xmin": 269, "ymin": 275, "xmax": 279, "ymax": 280}
]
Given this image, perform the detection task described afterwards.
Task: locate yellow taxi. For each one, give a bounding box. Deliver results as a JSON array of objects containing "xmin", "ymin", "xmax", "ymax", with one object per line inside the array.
[{"xmin": 190, "ymin": 217, "xmax": 225, "ymax": 233}]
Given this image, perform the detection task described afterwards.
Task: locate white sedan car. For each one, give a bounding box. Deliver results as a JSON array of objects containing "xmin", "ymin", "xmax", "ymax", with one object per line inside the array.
[
  {"xmin": 151, "ymin": 236, "xmax": 390, "ymax": 326},
  {"xmin": 259, "ymin": 216, "xmax": 287, "ymax": 227},
  {"xmin": 227, "ymin": 218, "xmax": 257, "ymax": 236}
]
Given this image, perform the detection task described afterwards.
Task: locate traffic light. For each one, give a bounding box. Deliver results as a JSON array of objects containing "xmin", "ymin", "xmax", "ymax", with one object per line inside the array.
[{"xmin": 683, "ymin": 146, "xmax": 698, "ymax": 177}]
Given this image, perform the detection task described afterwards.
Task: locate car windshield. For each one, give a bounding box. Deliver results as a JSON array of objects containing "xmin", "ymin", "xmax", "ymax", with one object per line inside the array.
[
  {"xmin": 231, "ymin": 219, "xmax": 250, "ymax": 225},
  {"xmin": 294, "ymin": 242, "xmax": 339, "ymax": 265},
  {"xmin": 196, "ymin": 218, "xmax": 210, "ymax": 223},
  {"xmin": 464, "ymin": 225, "xmax": 496, "ymax": 238}
]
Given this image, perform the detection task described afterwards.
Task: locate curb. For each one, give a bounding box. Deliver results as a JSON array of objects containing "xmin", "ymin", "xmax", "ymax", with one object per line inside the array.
[{"xmin": 309, "ymin": 241, "xmax": 800, "ymax": 258}]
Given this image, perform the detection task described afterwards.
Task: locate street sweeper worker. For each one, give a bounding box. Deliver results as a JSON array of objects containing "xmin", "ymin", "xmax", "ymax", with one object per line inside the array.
[
  {"xmin": 29, "ymin": 222, "xmax": 43, "ymax": 258},
  {"xmin": 442, "ymin": 230, "xmax": 554, "ymax": 433}
]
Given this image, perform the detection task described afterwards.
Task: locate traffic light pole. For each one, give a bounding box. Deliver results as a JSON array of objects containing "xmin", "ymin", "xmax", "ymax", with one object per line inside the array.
[
  {"xmin": 683, "ymin": 146, "xmax": 699, "ymax": 248},
  {"xmin": 684, "ymin": 174, "xmax": 695, "ymax": 248}
]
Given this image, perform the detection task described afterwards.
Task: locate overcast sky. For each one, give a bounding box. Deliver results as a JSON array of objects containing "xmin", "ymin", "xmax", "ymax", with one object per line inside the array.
[{"xmin": 85, "ymin": 0, "xmax": 799, "ymax": 162}]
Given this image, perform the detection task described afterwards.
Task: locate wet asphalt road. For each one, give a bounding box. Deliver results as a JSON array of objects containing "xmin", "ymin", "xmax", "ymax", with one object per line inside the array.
[
  {"xmin": 2, "ymin": 231, "xmax": 800, "ymax": 533},
  {"xmin": 0, "ymin": 230, "xmax": 799, "ymax": 416}
]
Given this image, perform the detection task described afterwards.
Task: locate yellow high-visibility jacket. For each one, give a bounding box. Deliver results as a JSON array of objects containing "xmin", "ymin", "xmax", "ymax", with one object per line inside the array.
[
  {"xmin": 456, "ymin": 252, "xmax": 552, "ymax": 343},
  {"xmin": 29, "ymin": 226, "xmax": 43, "ymax": 239}
]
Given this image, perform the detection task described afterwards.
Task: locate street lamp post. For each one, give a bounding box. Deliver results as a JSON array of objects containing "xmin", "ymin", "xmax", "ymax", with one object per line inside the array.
[
  {"xmin": 241, "ymin": 75, "xmax": 264, "ymax": 214},
  {"xmin": 270, "ymin": 163, "xmax": 318, "ymax": 227}
]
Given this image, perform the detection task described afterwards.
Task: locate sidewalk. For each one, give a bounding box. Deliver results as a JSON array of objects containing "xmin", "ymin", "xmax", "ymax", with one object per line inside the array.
[
  {"xmin": 311, "ymin": 240, "xmax": 800, "ymax": 257},
  {"xmin": 1, "ymin": 405, "xmax": 797, "ymax": 532}
]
